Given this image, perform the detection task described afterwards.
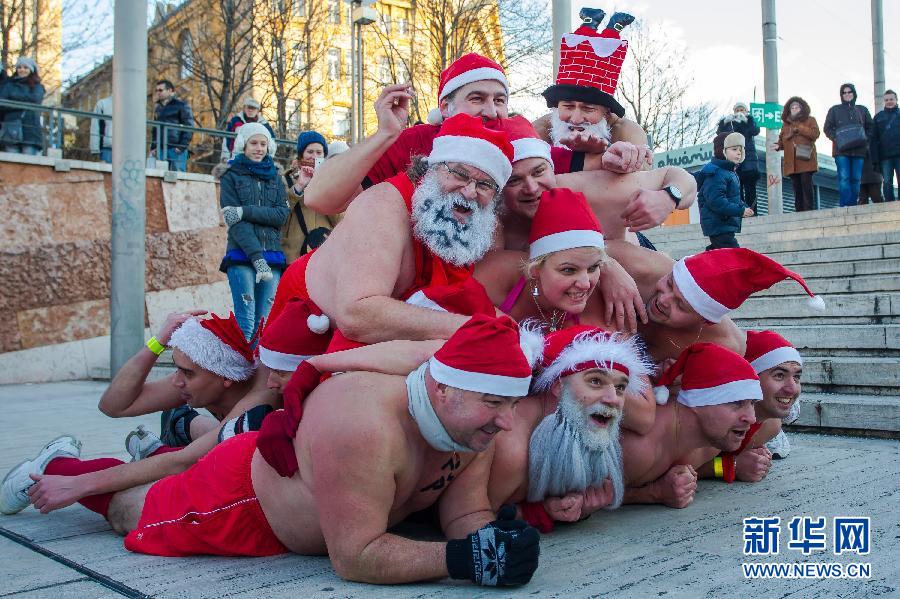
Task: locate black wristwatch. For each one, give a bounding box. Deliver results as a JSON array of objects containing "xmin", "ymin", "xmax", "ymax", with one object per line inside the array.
[{"xmin": 663, "ymin": 185, "xmax": 683, "ymax": 208}]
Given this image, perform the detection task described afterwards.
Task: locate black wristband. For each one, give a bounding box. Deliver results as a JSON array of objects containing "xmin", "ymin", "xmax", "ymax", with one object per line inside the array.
[{"xmin": 445, "ymin": 537, "xmax": 473, "ymax": 581}]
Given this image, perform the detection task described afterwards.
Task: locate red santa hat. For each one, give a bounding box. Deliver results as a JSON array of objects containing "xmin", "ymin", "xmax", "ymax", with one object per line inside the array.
[
  {"xmin": 653, "ymin": 343, "xmax": 763, "ymax": 406},
  {"xmin": 429, "ymin": 314, "xmax": 543, "ymax": 396},
  {"xmin": 500, "ymin": 115, "xmax": 553, "ymax": 165},
  {"xmin": 428, "ymin": 113, "xmax": 514, "ymax": 188},
  {"xmin": 542, "ymin": 13, "xmax": 629, "ymax": 117},
  {"xmin": 405, "ymin": 278, "xmax": 496, "ymax": 316},
  {"xmin": 168, "ymin": 313, "xmax": 256, "ymax": 381},
  {"xmin": 744, "ymin": 330, "xmax": 803, "ymax": 375},
  {"xmin": 535, "ymin": 325, "xmax": 653, "ymax": 395},
  {"xmin": 438, "ymin": 53, "xmax": 508, "ymax": 102},
  {"xmin": 258, "ymin": 300, "xmax": 332, "ymax": 372},
  {"xmin": 672, "ymin": 248, "xmax": 825, "ymax": 324},
  {"xmin": 529, "ymin": 188, "xmax": 604, "ymax": 260}
]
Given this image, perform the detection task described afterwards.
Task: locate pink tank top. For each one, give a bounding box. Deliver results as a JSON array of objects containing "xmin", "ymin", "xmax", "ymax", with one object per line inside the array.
[{"xmin": 499, "ymin": 277, "xmax": 580, "ymax": 325}]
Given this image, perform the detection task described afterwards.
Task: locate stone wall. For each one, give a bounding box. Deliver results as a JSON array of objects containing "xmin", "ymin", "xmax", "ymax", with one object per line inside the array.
[{"xmin": 0, "ymin": 153, "xmax": 233, "ymax": 383}]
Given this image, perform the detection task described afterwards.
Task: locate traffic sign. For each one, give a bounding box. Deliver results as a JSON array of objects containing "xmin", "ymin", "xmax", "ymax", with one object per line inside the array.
[{"xmin": 750, "ymin": 102, "xmax": 783, "ymax": 129}]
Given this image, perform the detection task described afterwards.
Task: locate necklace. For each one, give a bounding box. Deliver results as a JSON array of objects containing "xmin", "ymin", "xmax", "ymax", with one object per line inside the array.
[
  {"xmin": 530, "ymin": 284, "xmax": 567, "ymax": 332},
  {"xmin": 665, "ymin": 325, "xmax": 705, "ymax": 353}
]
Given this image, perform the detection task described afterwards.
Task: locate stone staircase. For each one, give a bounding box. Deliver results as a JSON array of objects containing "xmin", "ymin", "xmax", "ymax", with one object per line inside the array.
[{"xmin": 648, "ymin": 201, "xmax": 900, "ymax": 435}]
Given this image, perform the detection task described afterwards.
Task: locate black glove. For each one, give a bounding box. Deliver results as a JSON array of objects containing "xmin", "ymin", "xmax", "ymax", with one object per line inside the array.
[
  {"xmin": 446, "ymin": 504, "xmax": 540, "ymax": 586},
  {"xmin": 218, "ymin": 404, "xmax": 274, "ymax": 443}
]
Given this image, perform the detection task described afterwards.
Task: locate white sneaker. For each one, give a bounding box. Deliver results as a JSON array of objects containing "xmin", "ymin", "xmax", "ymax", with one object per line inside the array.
[
  {"xmin": 766, "ymin": 430, "xmax": 792, "ymax": 459},
  {"xmin": 0, "ymin": 435, "xmax": 82, "ymax": 515},
  {"xmin": 125, "ymin": 425, "xmax": 162, "ymax": 462}
]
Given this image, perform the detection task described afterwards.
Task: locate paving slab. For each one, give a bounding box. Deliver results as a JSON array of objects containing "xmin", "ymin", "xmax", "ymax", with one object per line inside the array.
[{"xmin": 0, "ymin": 382, "xmax": 898, "ymax": 598}]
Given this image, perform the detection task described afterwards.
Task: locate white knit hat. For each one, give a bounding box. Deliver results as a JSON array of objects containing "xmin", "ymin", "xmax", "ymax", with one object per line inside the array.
[{"xmin": 234, "ymin": 122, "xmax": 276, "ymax": 156}]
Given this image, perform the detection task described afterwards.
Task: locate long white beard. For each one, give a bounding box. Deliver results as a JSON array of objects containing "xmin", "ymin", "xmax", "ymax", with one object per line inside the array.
[
  {"xmin": 549, "ymin": 108, "xmax": 611, "ymax": 148},
  {"xmin": 411, "ymin": 170, "xmax": 497, "ymax": 267},
  {"xmin": 526, "ymin": 385, "xmax": 625, "ymax": 507}
]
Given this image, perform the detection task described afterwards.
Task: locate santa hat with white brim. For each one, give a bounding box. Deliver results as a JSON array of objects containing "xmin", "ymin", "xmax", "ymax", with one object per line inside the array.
[
  {"xmin": 427, "ymin": 113, "xmax": 514, "ymax": 188},
  {"xmin": 672, "ymin": 248, "xmax": 825, "ymax": 324},
  {"xmin": 744, "ymin": 330, "xmax": 803, "ymax": 375},
  {"xmin": 405, "ymin": 278, "xmax": 496, "ymax": 317},
  {"xmin": 169, "ymin": 313, "xmax": 256, "ymax": 381},
  {"xmin": 429, "ymin": 314, "xmax": 542, "ymax": 397},
  {"xmin": 535, "ymin": 325, "xmax": 653, "ymax": 395},
  {"xmin": 528, "ymin": 187, "xmax": 604, "ymax": 260},
  {"xmin": 499, "ymin": 115, "xmax": 553, "ymax": 165},
  {"xmin": 653, "ymin": 342, "xmax": 762, "ymax": 407},
  {"xmin": 258, "ymin": 300, "xmax": 331, "ymax": 372}
]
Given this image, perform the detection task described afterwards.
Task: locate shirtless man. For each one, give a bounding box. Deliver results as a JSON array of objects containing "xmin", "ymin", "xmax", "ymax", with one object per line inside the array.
[
  {"xmin": 695, "ymin": 330, "xmax": 804, "ymax": 484},
  {"xmin": 488, "ymin": 325, "xmax": 653, "ymax": 532},
  {"xmin": 305, "ymin": 53, "xmax": 646, "ymax": 216},
  {"xmin": 1, "ymin": 308, "xmax": 322, "ymax": 516},
  {"xmin": 24, "ymin": 316, "xmax": 544, "ymax": 586},
  {"xmin": 622, "ymin": 342, "xmax": 762, "ymax": 508},
  {"xmin": 605, "ymin": 243, "xmax": 825, "ymax": 363},
  {"xmin": 270, "ymin": 114, "xmax": 514, "ymax": 345}
]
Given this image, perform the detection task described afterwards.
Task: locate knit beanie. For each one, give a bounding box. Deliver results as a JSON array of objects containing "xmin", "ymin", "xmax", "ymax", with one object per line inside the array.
[
  {"xmin": 296, "ymin": 131, "xmax": 329, "ymax": 157},
  {"xmin": 713, "ymin": 132, "xmax": 745, "ymax": 159},
  {"xmin": 733, "ymin": 101, "xmax": 748, "ymax": 112},
  {"xmin": 234, "ymin": 122, "xmax": 276, "ymax": 156},
  {"xmin": 15, "ymin": 56, "xmax": 38, "ymax": 76}
]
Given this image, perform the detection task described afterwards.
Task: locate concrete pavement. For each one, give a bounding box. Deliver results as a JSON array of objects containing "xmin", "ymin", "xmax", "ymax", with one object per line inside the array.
[{"xmin": 1, "ymin": 381, "xmax": 898, "ymax": 598}]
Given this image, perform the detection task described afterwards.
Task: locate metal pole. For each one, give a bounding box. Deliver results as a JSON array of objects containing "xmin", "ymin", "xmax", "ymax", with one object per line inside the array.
[
  {"xmin": 872, "ymin": 0, "xmax": 885, "ymax": 111},
  {"xmin": 551, "ymin": 0, "xmax": 571, "ymax": 79},
  {"xmin": 110, "ymin": 0, "xmax": 148, "ymax": 376},
  {"xmin": 761, "ymin": 0, "xmax": 782, "ymax": 215},
  {"xmin": 357, "ymin": 24, "xmax": 365, "ymax": 138},
  {"xmin": 350, "ymin": 15, "xmax": 359, "ymax": 143}
]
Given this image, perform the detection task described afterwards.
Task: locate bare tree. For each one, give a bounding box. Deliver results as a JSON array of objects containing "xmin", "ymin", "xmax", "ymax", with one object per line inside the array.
[
  {"xmin": 617, "ymin": 19, "xmax": 718, "ymax": 150},
  {"xmin": 151, "ymin": 0, "xmax": 257, "ymax": 129},
  {"xmin": 254, "ymin": 0, "xmax": 329, "ymax": 138}
]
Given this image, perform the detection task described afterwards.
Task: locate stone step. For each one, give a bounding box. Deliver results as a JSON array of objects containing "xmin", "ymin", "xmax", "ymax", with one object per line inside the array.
[
  {"xmin": 800, "ymin": 357, "xmax": 900, "ymax": 395},
  {"xmin": 89, "ymin": 362, "xmax": 175, "ymax": 382},
  {"xmin": 792, "ymin": 392, "xmax": 900, "ymax": 433},
  {"xmin": 745, "ymin": 324, "xmax": 900, "ymax": 356},
  {"xmin": 755, "ymin": 274, "xmax": 900, "ymax": 296},
  {"xmin": 697, "ymin": 230, "xmax": 900, "ymax": 257},
  {"xmin": 786, "ymin": 258, "xmax": 900, "ymax": 280},
  {"xmin": 732, "ymin": 292, "xmax": 900, "ymax": 320}
]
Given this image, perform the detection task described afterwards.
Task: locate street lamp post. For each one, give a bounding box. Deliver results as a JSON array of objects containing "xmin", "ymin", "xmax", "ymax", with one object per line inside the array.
[{"xmin": 350, "ymin": 1, "xmax": 377, "ymax": 143}]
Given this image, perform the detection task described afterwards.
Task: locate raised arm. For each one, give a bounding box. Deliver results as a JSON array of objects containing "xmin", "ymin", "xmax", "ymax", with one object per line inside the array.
[
  {"xmin": 307, "ymin": 339, "xmax": 444, "ymax": 376},
  {"xmin": 304, "ymin": 84, "xmax": 413, "ymax": 214},
  {"xmin": 98, "ymin": 311, "xmax": 207, "ymax": 418}
]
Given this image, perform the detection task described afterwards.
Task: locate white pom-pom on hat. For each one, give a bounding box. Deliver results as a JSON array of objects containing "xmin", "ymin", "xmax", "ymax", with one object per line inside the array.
[
  {"xmin": 653, "ymin": 385, "xmax": 669, "ymax": 405},
  {"xmin": 307, "ymin": 314, "xmax": 330, "ymax": 334},
  {"xmin": 427, "ymin": 108, "xmax": 444, "ymax": 125},
  {"xmin": 806, "ymin": 295, "xmax": 826, "ymax": 312}
]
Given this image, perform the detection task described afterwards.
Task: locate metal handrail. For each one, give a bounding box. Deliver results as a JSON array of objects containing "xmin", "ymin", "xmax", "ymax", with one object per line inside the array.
[{"xmin": 0, "ymin": 98, "xmax": 299, "ymax": 167}]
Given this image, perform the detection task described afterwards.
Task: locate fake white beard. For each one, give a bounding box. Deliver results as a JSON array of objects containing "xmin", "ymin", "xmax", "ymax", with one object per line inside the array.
[
  {"xmin": 406, "ymin": 362, "xmax": 476, "ymax": 452},
  {"xmin": 526, "ymin": 384, "xmax": 625, "ymax": 507},
  {"xmin": 549, "ymin": 108, "xmax": 611, "ymax": 148},
  {"xmin": 411, "ymin": 170, "xmax": 498, "ymax": 267}
]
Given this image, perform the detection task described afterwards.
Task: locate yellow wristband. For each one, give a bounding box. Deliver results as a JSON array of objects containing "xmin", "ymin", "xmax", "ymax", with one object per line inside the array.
[
  {"xmin": 146, "ymin": 336, "xmax": 166, "ymax": 356},
  {"xmin": 713, "ymin": 456, "xmax": 724, "ymax": 479}
]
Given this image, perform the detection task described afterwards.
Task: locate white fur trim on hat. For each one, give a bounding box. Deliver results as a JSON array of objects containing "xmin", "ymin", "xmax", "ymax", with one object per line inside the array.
[
  {"xmin": 258, "ymin": 345, "xmax": 313, "ymax": 372},
  {"xmin": 535, "ymin": 331, "xmax": 653, "ymax": 396},
  {"xmin": 429, "ymin": 134, "xmax": 512, "ymax": 188},
  {"xmin": 750, "ymin": 346, "xmax": 803, "ymax": 375},
  {"xmin": 518, "ymin": 320, "xmax": 545, "ymax": 369},
  {"xmin": 405, "ymin": 290, "xmax": 448, "ymax": 312},
  {"xmin": 672, "ymin": 257, "xmax": 730, "ymax": 323},
  {"xmin": 511, "ymin": 137, "xmax": 553, "ymax": 164},
  {"xmin": 168, "ymin": 318, "xmax": 256, "ymax": 381},
  {"xmin": 529, "ymin": 230, "xmax": 605, "ymax": 260},
  {"xmin": 429, "ymin": 357, "xmax": 531, "ymax": 397},
  {"xmin": 440, "ymin": 66, "xmax": 509, "ymax": 100},
  {"xmin": 676, "ymin": 379, "xmax": 763, "ymax": 407}
]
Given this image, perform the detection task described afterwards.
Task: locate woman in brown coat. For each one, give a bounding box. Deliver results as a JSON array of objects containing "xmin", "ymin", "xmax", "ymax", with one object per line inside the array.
[{"xmin": 773, "ymin": 96, "xmax": 820, "ymax": 211}]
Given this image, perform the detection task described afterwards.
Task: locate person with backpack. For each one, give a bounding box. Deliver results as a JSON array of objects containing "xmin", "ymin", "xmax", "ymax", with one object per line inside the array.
[
  {"xmin": 281, "ymin": 130, "xmax": 339, "ymax": 263},
  {"xmin": 697, "ymin": 132, "xmax": 754, "ymax": 250}
]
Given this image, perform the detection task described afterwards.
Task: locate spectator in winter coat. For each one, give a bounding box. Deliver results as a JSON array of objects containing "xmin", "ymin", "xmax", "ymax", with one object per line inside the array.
[
  {"xmin": 150, "ymin": 79, "xmax": 194, "ymax": 172},
  {"xmin": 218, "ymin": 122, "xmax": 290, "ymax": 340},
  {"xmin": 773, "ymin": 96, "xmax": 820, "ymax": 212},
  {"xmin": 871, "ymin": 89, "xmax": 900, "ymax": 202},
  {"xmin": 0, "ymin": 57, "xmax": 45, "ymax": 155},
  {"xmin": 90, "ymin": 96, "xmax": 113, "ymax": 163},
  {"xmin": 281, "ymin": 131, "xmax": 339, "ymax": 263},
  {"xmin": 220, "ymin": 97, "xmax": 275, "ymax": 161},
  {"xmin": 824, "ymin": 83, "xmax": 873, "ymax": 207},
  {"xmin": 698, "ymin": 132, "xmax": 754, "ymax": 251},
  {"xmin": 717, "ymin": 102, "xmax": 761, "ymax": 213}
]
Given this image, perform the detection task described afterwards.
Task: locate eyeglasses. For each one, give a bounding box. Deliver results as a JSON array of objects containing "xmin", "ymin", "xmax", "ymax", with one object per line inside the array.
[{"xmin": 437, "ymin": 163, "xmax": 499, "ymax": 199}]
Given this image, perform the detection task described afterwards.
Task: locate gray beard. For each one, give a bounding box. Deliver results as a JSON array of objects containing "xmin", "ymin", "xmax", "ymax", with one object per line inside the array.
[
  {"xmin": 549, "ymin": 108, "xmax": 611, "ymax": 147},
  {"xmin": 526, "ymin": 385, "xmax": 625, "ymax": 507},
  {"xmin": 411, "ymin": 170, "xmax": 497, "ymax": 267}
]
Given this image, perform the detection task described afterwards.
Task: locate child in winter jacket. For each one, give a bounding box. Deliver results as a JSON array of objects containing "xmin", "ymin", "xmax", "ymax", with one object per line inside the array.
[
  {"xmin": 218, "ymin": 122, "xmax": 289, "ymax": 340},
  {"xmin": 697, "ymin": 132, "xmax": 754, "ymax": 250}
]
